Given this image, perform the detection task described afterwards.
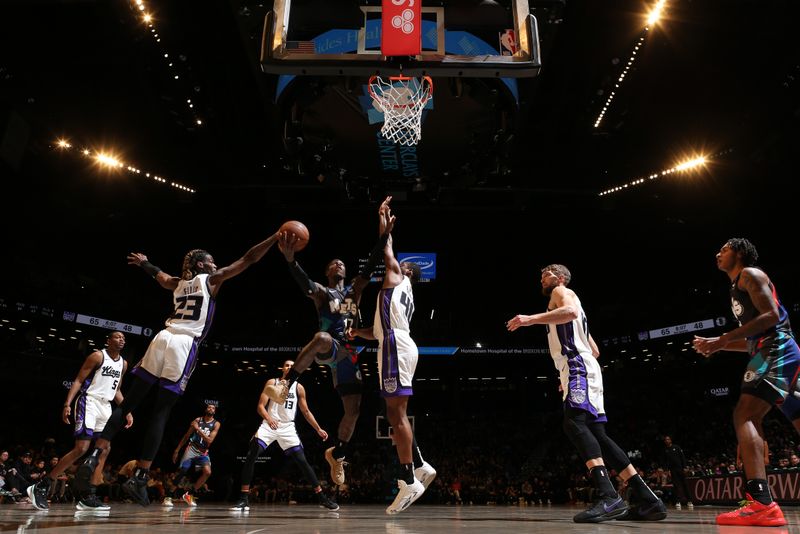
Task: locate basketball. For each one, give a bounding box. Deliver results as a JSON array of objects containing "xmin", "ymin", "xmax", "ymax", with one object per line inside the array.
[{"xmin": 279, "ymin": 220, "xmax": 309, "ymax": 251}]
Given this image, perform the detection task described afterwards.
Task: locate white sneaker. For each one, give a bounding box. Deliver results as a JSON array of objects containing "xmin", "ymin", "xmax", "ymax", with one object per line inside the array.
[
  {"xmin": 265, "ymin": 380, "xmax": 289, "ymax": 403},
  {"xmin": 386, "ymin": 478, "xmax": 425, "ymax": 515},
  {"xmin": 675, "ymin": 502, "xmax": 682, "ymax": 510},
  {"xmin": 325, "ymin": 447, "xmax": 347, "ymax": 486},
  {"xmin": 414, "ymin": 461, "xmax": 437, "ymax": 490},
  {"xmin": 687, "ymin": 502, "xmax": 694, "ymax": 510},
  {"xmin": 162, "ymin": 497, "xmax": 173, "ymax": 506}
]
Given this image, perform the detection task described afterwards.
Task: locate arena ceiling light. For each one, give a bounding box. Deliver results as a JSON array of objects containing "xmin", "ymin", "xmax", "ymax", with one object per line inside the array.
[
  {"xmin": 52, "ymin": 138, "xmax": 196, "ymax": 194},
  {"xmin": 598, "ymin": 154, "xmax": 707, "ymax": 196},
  {"xmin": 593, "ymin": 1, "xmax": 669, "ymax": 129}
]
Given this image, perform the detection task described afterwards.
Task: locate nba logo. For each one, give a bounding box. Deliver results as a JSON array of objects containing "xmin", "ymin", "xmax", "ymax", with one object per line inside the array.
[{"xmin": 499, "ymin": 29, "xmax": 517, "ymax": 56}]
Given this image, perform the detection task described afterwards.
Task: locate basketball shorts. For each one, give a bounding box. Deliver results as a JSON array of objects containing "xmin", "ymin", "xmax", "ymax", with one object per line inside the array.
[
  {"xmin": 560, "ymin": 353, "xmax": 607, "ymax": 423},
  {"xmin": 131, "ymin": 328, "xmax": 200, "ymax": 395},
  {"xmin": 378, "ymin": 329, "xmax": 418, "ymax": 398},
  {"xmin": 255, "ymin": 421, "xmax": 301, "ymax": 451},
  {"xmin": 179, "ymin": 445, "xmax": 210, "ymax": 471},
  {"xmin": 74, "ymin": 394, "xmax": 112, "ymax": 439},
  {"xmin": 741, "ymin": 331, "xmax": 800, "ymax": 419},
  {"xmin": 315, "ymin": 337, "xmax": 362, "ymax": 396}
]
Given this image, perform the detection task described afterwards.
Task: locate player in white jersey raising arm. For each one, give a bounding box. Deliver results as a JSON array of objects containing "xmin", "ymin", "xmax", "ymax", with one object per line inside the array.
[
  {"xmin": 231, "ymin": 360, "xmax": 339, "ymax": 512},
  {"xmin": 75, "ymin": 232, "xmax": 280, "ymax": 506},
  {"xmin": 507, "ymin": 264, "xmax": 666, "ymax": 523},
  {"xmin": 348, "ymin": 196, "xmax": 435, "ymax": 515},
  {"xmin": 27, "ymin": 331, "xmax": 133, "ymax": 511}
]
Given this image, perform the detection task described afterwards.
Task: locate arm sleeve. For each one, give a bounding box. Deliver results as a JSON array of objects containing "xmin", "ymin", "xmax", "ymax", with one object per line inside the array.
[
  {"xmin": 288, "ymin": 260, "xmax": 316, "ymax": 295},
  {"xmin": 357, "ymin": 234, "xmax": 390, "ymax": 280}
]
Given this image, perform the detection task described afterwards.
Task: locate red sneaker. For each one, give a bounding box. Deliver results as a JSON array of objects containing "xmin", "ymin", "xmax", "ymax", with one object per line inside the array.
[{"xmin": 716, "ymin": 493, "xmax": 787, "ymax": 526}]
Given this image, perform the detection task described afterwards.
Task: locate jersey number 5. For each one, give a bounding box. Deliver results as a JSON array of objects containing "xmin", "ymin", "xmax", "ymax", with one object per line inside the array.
[{"xmin": 173, "ymin": 296, "xmax": 204, "ymax": 320}]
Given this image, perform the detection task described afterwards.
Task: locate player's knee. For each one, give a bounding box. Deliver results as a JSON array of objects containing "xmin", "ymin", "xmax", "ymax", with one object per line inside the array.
[
  {"xmin": 314, "ymin": 331, "xmax": 333, "ymax": 348},
  {"xmin": 203, "ymin": 465, "xmax": 211, "ymax": 476},
  {"xmin": 75, "ymin": 440, "xmax": 91, "ymax": 454}
]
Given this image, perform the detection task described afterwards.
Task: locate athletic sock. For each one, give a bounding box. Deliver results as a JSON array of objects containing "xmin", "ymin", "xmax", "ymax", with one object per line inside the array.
[
  {"xmin": 285, "ymin": 369, "xmax": 300, "ymax": 386},
  {"xmin": 746, "ymin": 478, "xmax": 772, "ymax": 505},
  {"xmin": 332, "ymin": 440, "xmax": 349, "ymax": 460},
  {"xmin": 627, "ymin": 474, "xmax": 659, "ymax": 503},
  {"xmin": 400, "ymin": 464, "xmax": 415, "ymax": 485},
  {"xmin": 411, "ymin": 437, "xmax": 424, "ymax": 469},
  {"xmin": 589, "ymin": 465, "xmax": 618, "ymax": 500}
]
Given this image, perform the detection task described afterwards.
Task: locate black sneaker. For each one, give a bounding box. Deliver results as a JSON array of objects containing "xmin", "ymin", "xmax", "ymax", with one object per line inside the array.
[
  {"xmin": 122, "ymin": 475, "xmax": 150, "ymax": 506},
  {"xmin": 74, "ymin": 455, "xmax": 99, "ymax": 495},
  {"xmin": 230, "ymin": 498, "xmax": 250, "ymax": 511},
  {"xmin": 626, "ymin": 498, "xmax": 667, "ymax": 521},
  {"xmin": 318, "ymin": 492, "xmax": 340, "ymax": 511},
  {"xmin": 76, "ymin": 493, "xmax": 111, "ymax": 511},
  {"xmin": 574, "ymin": 496, "xmax": 629, "ymax": 523},
  {"xmin": 27, "ymin": 478, "xmax": 51, "ymax": 511}
]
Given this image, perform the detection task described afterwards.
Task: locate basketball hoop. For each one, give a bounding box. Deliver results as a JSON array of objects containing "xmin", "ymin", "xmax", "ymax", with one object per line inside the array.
[{"xmin": 368, "ymin": 74, "xmax": 433, "ymax": 146}]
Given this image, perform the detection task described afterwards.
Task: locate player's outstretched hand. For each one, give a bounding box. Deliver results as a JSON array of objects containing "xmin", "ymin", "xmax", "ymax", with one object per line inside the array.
[
  {"xmin": 379, "ymin": 196, "xmax": 396, "ymax": 235},
  {"xmin": 506, "ymin": 315, "xmax": 530, "ymax": 332},
  {"xmin": 317, "ymin": 428, "xmax": 328, "ymax": 441},
  {"xmin": 278, "ymin": 231, "xmax": 300, "ymax": 262},
  {"xmin": 127, "ymin": 252, "xmax": 148, "ymax": 266},
  {"xmin": 124, "ymin": 413, "xmax": 134, "ymax": 429},
  {"xmin": 692, "ymin": 335, "xmax": 723, "ymax": 357}
]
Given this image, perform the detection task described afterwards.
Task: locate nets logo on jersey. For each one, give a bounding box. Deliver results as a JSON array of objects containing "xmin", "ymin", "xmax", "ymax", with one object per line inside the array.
[{"xmin": 731, "ymin": 298, "xmax": 744, "ymax": 320}]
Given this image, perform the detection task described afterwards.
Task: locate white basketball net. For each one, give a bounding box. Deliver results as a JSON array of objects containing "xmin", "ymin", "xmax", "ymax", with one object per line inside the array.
[{"xmin": 368, "ymin": 75, "xmax": 433, "ymax": 146}]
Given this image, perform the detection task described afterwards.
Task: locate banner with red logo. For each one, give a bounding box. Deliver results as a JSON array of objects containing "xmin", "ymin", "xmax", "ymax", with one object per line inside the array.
[{"xmin": 382, "ymin": 0, "xmax": 421, "ymax": 56}]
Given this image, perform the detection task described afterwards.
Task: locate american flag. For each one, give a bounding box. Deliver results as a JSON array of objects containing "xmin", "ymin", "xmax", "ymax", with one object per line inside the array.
[{"xmin": 286, "ymin": 40, "xmax": 316, "ymax": 53}]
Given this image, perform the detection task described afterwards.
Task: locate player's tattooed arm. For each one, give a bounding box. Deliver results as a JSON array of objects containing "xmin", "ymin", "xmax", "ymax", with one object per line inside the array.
[{"xmin": 730, "ymin": 268, "xmax": 780, "ymax": 340}]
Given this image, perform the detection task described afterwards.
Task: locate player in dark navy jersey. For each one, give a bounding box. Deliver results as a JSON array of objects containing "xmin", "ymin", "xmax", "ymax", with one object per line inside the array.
[
  {"xmin": 694, "ymin": 238, "xmax": 797, "ymax": 527},
  {"xmin": 271, "ymin": 201, "xmax": 392, "ymax": 486},
  {"xmin": 163, "ymin": 403, "xmax": 221, "ymax": 507}
]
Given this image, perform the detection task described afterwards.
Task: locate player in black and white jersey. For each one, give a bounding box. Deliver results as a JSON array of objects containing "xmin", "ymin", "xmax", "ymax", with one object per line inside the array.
[
  {"xmin": 76, "ymin": 231, "xmax": 280, "ymax": 506},
  {"xmin": 231, "ymin": 360, "xmax": 338, "ymax": 511},
  {"xmin": 27, "ymin": 331, "xmax": 133, "ymax": 511},
  {"xmin": 163, "ymin": 403, "xmax": 220, "ymax": 507},
  {"xmin": 348, "ymin": 197, "xmax": 435, "ymax": 515},
  {"xmin": 271, "ymin": 204, "xmax": 391, "ymax": 487}
]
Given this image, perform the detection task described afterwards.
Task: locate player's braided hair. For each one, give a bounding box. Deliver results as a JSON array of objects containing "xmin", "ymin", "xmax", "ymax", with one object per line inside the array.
[
  {"xmin": 725, "ymin": 238, "xmax": 758, "ymax": 266},
  {"xmin": 541, "ymin": 264, "xmax": 572, "ymax": 285},
  {"xmin": 182, "ymin": 249, "xmax": 210, "ymax": 280}
]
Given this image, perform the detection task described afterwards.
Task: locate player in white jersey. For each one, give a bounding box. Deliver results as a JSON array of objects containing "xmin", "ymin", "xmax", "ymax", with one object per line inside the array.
[
  {"xmin": 76, "ymin": 231, "xmax": 281, "ymax": 506},
  {"xmin": 507, "ymin": 264, "xmax": 666, "ymax": 523},
  {"xmin": 27, "ymin": 331, "xmax": 133, "ymax": 511},
  {"xmin": 231, "ymin": 360, "xmax": 339, "ymax": 511},
  {"xmin": 349, "ymin": 197, "xmax": 436, "ymax": 515}
]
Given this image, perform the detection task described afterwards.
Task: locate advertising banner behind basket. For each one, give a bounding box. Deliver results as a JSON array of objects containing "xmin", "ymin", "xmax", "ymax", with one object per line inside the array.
[{"xmin": 382, "ymin": 0, "xmax": 421, "ymax": 56}]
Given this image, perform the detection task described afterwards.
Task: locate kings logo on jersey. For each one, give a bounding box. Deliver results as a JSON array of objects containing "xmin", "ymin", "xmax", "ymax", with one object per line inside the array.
[
  {"xmin": 101, "ymin": 365, "xmax": 121, "ymax": 379},
  {"xmin": 569, "ymin": 387, "xmax": 587, "ymax": 404},
  {"xmin": 383, "ymin": 377, "xmax": 398, "ymax": 394}
]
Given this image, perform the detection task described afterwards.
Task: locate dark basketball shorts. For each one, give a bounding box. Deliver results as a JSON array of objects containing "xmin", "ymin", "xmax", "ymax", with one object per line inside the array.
[
  {"xmin": 741, "ymin": 331, "xmax": 800, "ymax": 420},
  {"xmin": 315, "ymin": 338, "xmax": 362, "ymax": 396}
]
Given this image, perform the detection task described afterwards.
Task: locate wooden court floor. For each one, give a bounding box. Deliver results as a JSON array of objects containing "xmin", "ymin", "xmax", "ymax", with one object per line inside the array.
[{"xmin": 2, "ymin": 503, "xmax": 798, "ymax": 533}]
